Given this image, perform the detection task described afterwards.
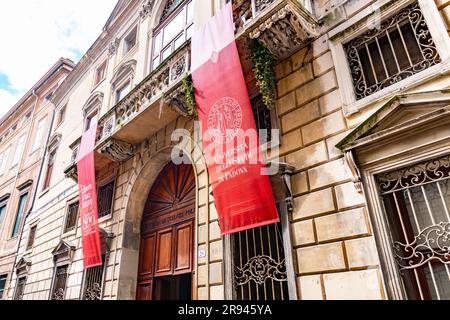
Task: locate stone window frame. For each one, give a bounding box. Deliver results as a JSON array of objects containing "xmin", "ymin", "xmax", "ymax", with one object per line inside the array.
[
  {"xmin": 0, "ymin": 274, "xmax": 8, "ymax": 299},
  {"xmin": 61, "ymin": 196, "xmax": 80, "ymax": 238},
  {"xmin": 24, "ymin": 221, "xmax": 39, "ymax": 253},
  {"xmin": 92, "ymin": 59, "xmax": 109, "ymax": 90},
  {"xmin": 110, "ymin": 59, "xmax": 136, "ymax": 108},
  {"xmin": 11, "ymin": 186, "xmax": 31, "ymax": 239},
  {"xmin": 328, "ymin": 0, "xmax": 450, "ymax": 116},
  {"xmin": 96, "ymin": 175, "xmax": 117, "ymax": 223},
  {"xmin": 40, "ymin": 133, "xmax": 61, "ymax": 194},
  {"xmin": 82, "ymin": 92, "xmax": 104, "ymax": 132},
  {"xmin": 0, "ymin": 194, "xmax": 10, "ymax": 237},
  {"xmin": 337, "ymin": 91, "xmax": 450, "ymax": 299},
  {"xmin": 48, "ymin": 241, "xmax": 76, "ymax": 300}
]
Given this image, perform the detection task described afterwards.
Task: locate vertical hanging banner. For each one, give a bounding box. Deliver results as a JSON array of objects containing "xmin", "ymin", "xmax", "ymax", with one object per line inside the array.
[
  {"xmin": 191, "ymin": 3, "xmax": 279, "ymax": 235},
  {"xmin": 77, "ymin": 125, "xmax": 102, "ymax": 269}
]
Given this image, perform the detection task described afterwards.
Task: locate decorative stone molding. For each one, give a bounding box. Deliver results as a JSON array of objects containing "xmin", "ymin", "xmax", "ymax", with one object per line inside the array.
[
  {"xmin": 48, "ymin": 133, "xmax": 62, "ymax": 152},
  {"xmin": 52, "ymin": 240, "xmax": 76, "ymax": 262},
  {"xmin": 108, "ymin": 38, "xmax": 120, "ymax": 56},
  {"xmin": 248, "ymin": 2, "xmax": 319, "ymax": 59},
  {"xmin": 98, "ymin": 138, "xmax": 137, "ymax": 163},
  {"xmin": 139, "ymin": 0, "xmax": 155, "ymax": 19},
  {"xmin": 344, "ymin": 150, "xmax": 363, "ymax": 193},
  {"xmin": 15, "ymin": 257, "xmax": 32, "ymax": 275},
  {"xmin": 164, "ymin": 85, "xmax": 192, "ymax": 118},
  {"xmin": 97, "ymin": 43, "xmax": 191, "ymax": 142},
  {"xmin": 64, "ymin": 163, "xmax": 78, "ymax": 183}
]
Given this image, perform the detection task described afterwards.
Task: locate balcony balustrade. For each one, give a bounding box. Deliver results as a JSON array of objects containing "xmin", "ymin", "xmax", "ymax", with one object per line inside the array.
[{"xmin": 95, "ymin": 42, "xmax": 192, "ymax": 163}]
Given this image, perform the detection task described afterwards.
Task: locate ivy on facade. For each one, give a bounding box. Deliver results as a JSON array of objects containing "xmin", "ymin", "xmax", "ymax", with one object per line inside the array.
[
  {"xmin": 182, "ymin": 74, "xmax": 197, "ymax": 117},
  {"xmin": 250, "ymin": 40, "xmax": 277, "ymax": 111}
]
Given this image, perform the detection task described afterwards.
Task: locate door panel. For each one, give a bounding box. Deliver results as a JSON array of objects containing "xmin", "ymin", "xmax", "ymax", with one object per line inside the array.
[
  {"xmin": 155, "ymin": 228, "xmax": 174, "ymax": 276},
  {"xmin": 137, "ymin": 280, "xmax": 153, "ymax": 300},
  {"xmin": 174, "ymin": 222, "xmax": 193, "ymax": 274},
  {"xmin": 139, "ymin": 234, "xmax": 156, "ymax": 278}
]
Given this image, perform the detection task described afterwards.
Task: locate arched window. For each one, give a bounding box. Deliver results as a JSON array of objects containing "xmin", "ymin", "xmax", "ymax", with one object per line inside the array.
[{"xmin": 151, "ymin": 0, "xmax": 194, "ymax": 70}]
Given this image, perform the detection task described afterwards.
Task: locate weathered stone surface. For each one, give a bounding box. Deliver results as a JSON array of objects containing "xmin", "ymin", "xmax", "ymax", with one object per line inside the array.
[
  {"xmin": 292, "ymin": 219, "xmax": 316, "ymax": 246},
  {"xmin": 281, "ymin": 100, "xmax": 320, "ymax": 133},
  {"xmin": 293, "ymin": 188, "xmax": 335, "ymax": 220},
  {"xmin": 313, "ymin": 51, "xmax": 334, "ymax": 76},
  {"xmin": 291, "ymin": 171, "xmax": 309, "ymax": 196},
  {"xmin": 209, "ymin": 262, "xmax": 223, "ymax": 285},
  {"xmin": 335, "ymin": 182, "xmax": 366, "ymax": 209},
  {"xmin": 277, "ymin": 91, "xmax": 296, "ymax": 115},
  {"xmin": 315, "ymin": 208, "xmax": 369, "ymax": 242},
  {"xmin": 345, "ymin": 237, "xmax": 380, "ymax": 269},
  {"xmin": 323, "ymin": 270, "xmax": 384, "ymax": 300},
  {"xmin": 302, "ymin": 110, "xmax": 347, "ymax": 145},
  {"xmin": 298, "ymin": 275, "xmax": 324, "ymax": 300},
  {"xmin": 308, "ymin": 158, "xmax": 353, "ymax": 190},
  {"xmin": 319, "ymin": 90, "xmax": 343, "ymax": 115},
  {"xmin": 286, "ymin": 141, "xmax": 328, "ymax": 170},
  {"xmin": 296, "ymin": 70, "xmax": 338, "ymax": 107},
  {"xmin": 278, "ymin": 64, "xmax": 314, "ymax": 97},
  {"xmin": 297, "ymin": 242, "xmax": 346, "ymax": 274}
]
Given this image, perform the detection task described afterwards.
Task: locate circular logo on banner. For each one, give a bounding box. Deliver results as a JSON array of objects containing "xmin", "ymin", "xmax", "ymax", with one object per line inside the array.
[{"xmin": 207, "ymin": 97, "xmax": 243, "ymax": 144}]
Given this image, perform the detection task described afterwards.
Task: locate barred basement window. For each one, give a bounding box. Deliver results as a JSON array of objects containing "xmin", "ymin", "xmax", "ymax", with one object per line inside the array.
[
  {"xmin": 82, "ymin": 258, "xmax": 106, "ymax": 300},
  {"xmin": 344, "ymin": 2, "xmax": 441, "ymax": 100},
  {"xmin": 232, "ymin": 222, "xmax": 289, "ymax": 300},
  {"xmin": 377, "ymin": 154, "xmax": 450, "ymax": 300},
  {"xmin": 14, "ymin": 277, "xmax": 26, "ymax": 300},
  {"xmin": 64, "ymin": 202, "xmax": 79, "ymax": 233},
  {"xmin": 97, "ymin": 180, "xmax": 115, "ymax": 219},
  {"xmin": 0, "ymin": 274, "xmax": 7, "ymax": 298},
  {"xmin": 50, "ymin": 265, "xmax": 68, "ymax": 300},
  {"xmin": 26, "ymin": 226, "xmax": 37, "ymax": 251},
  {"xmin": 251, "ymin": 95, "xmax": 273, "ymax": 144}
]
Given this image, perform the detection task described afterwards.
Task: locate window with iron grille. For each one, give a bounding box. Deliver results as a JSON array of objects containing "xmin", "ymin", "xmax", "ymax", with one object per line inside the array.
[
  {"xmin": 14, "ymin": 277, "xmax": 26, "ymax": 300},
  {"xmin": 0, "ymin": 274, "xmax": 7, "ymax": 298},
  {"xmin": 232, "ymin": 220, "xmax": 289, "ymax": 300},
  {"xmin": 26, "ymin": 225, "xmax": 37, "ymax": 251},
  {"xmin": 377, "ymin": 154, "xmax": 450, "ymax": 300},
  {"xmin": 50, "ymin": 265, "xmax": 69, "ymax": 300},
  {"xmin": 251, "ymin": 95, "xmax": 273, "ymax": 145},
  {"xmin": 97, "ymin": 180, "xmax": 115, "ymax": 219},
  {"xmin": 82, "ymin": 257, "xmax": 106, "ymax": 300},
  {"xmin": 344, "ymin": 2, "xmax": 441, "ymax": 101},
  {"xmin": 64, "ymin": 202, "xmax": 79, "ymax": 233}
]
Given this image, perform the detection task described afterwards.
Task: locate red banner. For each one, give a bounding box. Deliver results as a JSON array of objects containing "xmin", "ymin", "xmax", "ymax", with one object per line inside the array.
[
  {"xmin": 191, "ymin": 3, "xmax": 279, "ymax": 235},
  {"xmin": 77, "ymin": 125, "xmax": 102, "ymax": 269}
]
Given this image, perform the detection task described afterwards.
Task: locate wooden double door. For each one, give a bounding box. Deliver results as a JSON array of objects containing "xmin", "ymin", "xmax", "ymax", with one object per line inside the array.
[{"xmin": 137, "ymin": 163, "xmax": 196, "ymax": 300}]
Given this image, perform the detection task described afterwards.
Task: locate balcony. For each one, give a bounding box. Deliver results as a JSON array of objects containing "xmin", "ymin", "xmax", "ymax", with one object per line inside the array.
[
  {"xmin": 95, "ymin": 42, "xmax": 192, "ymax": 163},
  {"xmin": 64, "ymin": 138, "xmax": 80, "ymax": 182},
  {"xmin": 232, "ymin": 0, "xmax": 319, "ymax": 60}
]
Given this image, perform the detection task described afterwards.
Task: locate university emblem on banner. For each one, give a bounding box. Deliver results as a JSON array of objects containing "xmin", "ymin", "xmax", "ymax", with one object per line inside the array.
[{"xmin": 207, "ymin": 97, "xmax": 243, "ymax": 144}]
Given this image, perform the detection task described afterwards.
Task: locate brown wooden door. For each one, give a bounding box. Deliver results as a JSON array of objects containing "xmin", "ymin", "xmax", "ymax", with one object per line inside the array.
[{"xmin": 137, "ymin": 163, "xmax": 195, "ymax": 300}]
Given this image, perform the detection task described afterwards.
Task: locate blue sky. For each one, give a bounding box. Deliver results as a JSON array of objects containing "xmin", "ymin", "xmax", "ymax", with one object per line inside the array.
[{"xmin": 0, "ymin": 0, "xmax": 118, "ymax": 119}]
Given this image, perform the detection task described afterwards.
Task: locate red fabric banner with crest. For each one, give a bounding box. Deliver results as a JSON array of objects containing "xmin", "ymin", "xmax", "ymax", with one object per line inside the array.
[
  {"xmin": 191, "ymin": 3, "xmax": 279, "ymax": 235},
  {"xmin": 77, "ymin": 125, "xmax": 102, "ymax": 269}
]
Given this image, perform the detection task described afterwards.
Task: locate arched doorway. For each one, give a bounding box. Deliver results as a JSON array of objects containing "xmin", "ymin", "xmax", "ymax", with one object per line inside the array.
[{"xmin": 136, "ymin": 162, "xmax": 196, "ymax": 300}]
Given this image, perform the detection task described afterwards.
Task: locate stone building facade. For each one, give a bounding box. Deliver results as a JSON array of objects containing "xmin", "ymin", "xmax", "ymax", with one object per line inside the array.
[
  {"xmin": 3, "ymin": 0, "xmax": 450, "ymax": 300},
  {"xmin": 0, "ymin": 59, "xmax": 74, "ymax": 299}
]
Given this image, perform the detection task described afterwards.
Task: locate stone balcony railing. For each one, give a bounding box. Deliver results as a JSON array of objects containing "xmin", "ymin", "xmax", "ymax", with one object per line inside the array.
[
  {"xmin": 64, "ymin": 138, "xmax": 80, "ymax": 182},
  {"xmin": 232, "ymin": 0, "xmax": 319, "ymax": 60},
  {"xmin": 95, "ymin": 42, "xmax": 192, "ymax": 163}
]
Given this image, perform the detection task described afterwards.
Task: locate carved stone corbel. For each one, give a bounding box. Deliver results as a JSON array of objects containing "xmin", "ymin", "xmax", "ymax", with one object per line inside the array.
[
  {"xmin": 108, "ymin": 38, "xmax": 120, "ymax": 56},
  {"xmin": 98, "ymin": 138, "xmax": 137, "ymax": 163},
  {"xmin": 164, "ymin": 85, "xmax": 193, "ymax": 118},
  {"xmin": 64, "ymin": 163, "xmax": 78, "ymax": 183},
  {"xmin": 139, "ymin": 0, "xmax": 155, "ymax": 20},
  {"xmin": 249, "ymin": 3, "xmax": 320, "ymax": 60},
  {"xmin": 344, "ymin": 150, "xmax": 363, "ymax": 193}
]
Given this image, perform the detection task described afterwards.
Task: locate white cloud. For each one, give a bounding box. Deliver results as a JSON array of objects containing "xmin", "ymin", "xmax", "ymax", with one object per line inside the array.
[{"xmin": 0, "ymin": 0, "xmax": 118, "ymax": 112}]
